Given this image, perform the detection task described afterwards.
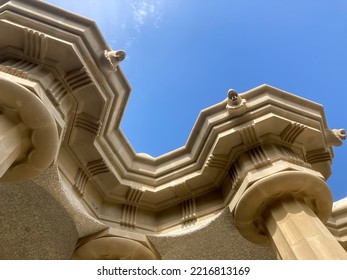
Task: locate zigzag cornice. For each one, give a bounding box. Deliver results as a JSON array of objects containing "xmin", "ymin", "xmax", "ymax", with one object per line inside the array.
[
  {"xmin": 0, "ymin": 0, "xmax": 332, "ymax": 191},
  {"xmin": 101, "ymin": 85, "xmax": 328, "ymax": 185}
]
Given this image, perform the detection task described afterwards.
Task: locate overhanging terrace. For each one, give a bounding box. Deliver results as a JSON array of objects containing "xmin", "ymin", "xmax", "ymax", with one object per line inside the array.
[{"xmin": 0, "ymin": 0, "xmax": 346, "ymax": 260}]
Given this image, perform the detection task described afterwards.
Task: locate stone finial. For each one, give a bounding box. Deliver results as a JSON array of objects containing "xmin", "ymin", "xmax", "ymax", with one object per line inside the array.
[
  {"xmin": 325, "ymin": 128, "xmax": 346, "ymax": 147},
  {"xmin": 226, "ymin": 89, "xmax": 245, "ymax": 110},
  {"xmin": 104, "ymin": 50, "xmax": 126, "ymax": 71}
]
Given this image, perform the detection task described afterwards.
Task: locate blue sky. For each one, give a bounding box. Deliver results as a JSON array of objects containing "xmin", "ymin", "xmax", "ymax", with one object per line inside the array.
[{"xmin": 45, "ymin": 0, "xmax": 347, "ymax": 201}]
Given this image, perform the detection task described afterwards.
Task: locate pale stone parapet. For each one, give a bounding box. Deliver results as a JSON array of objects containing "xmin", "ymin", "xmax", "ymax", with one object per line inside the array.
[
  {"xmin": 235, "ymin": 171, "xmax": 347, "ymax": 259},
  {"xmin": 0, "ymin": 77, "xmax": 58, "ymax": 181}
]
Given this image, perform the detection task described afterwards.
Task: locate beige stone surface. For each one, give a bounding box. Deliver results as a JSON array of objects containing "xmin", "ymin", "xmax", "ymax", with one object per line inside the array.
[
  {"xmin": 0, "ymin": 0, "xmax": 341, "ymax": 234},
  {"xmin": 327, "ymin": 197, "xmax": 347, "ymax": 250},
  {"xmin": 266, "ymin": 199, "xmax": 347, "ymax": 259},
  {"xmin": 148, "ymin": 209, "xmax": 275, "ymax": 260},
  {"xmin": 0, "ymin": 76, "xmax": 58, "ymax": 181},
  {"xmin": 0, "ymin": 0, "xmax": 346, "ymax": 260},
  {"xmin": 234, "ymin": 171, "xmax": 333, "ymax": 245},
  {"xmin": 0, "ymin": 180, "xmax": 78, "ymax": 259},
  {"xmin": 73, "ymin": 237, "xmax": 157, "ymax": 260},
  {"xmin": 33, "ymin": 165, "xmax": 108, "ymax": 238},
  {"xmin": 235, "ymin": 171, "xmax": 347, "ymax": 259}
]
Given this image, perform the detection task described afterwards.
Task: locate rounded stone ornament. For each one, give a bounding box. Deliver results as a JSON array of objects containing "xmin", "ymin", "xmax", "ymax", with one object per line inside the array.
[{"xmin": 0, "ymin": 77, "xmax": 59, "ymax": 181}]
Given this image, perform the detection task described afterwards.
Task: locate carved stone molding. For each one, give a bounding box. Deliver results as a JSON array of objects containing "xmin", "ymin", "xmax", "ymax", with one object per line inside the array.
[
  {"xmin": 228, "ymin": 162, "xmax": 243, "ymax": 191},
  {"xmin": 206, "ymin": 154, "xmax": 228, "ymax": 169},
  {"xmin": 239, "ymin": 125, "xmax": 258, "ymax": 147},
  {"xmin": 46, "ymin": 78, "xmax": 68, "ymax": 106},
  {"xmin": 86, "ymin": 159, "xmax": 109, "ymax": 176},
  {"xmin": 120, "ymin": 187, "xmax": 144, "ymax": 228},
  {"xmin": 126, "ymin": 187, "xmax": 144, "ymax": 203},
  {"xmin": 75, "ymin": 112, "xmax": 102, "ymax": 136},
  {"xmin": 181, "ymin": 198, "xmax": 197, "ymax": 225},
  {"xmin": 172, "ymin": 182, "xmax": 191, "ymax": 198},
  {"xmin": 247, "ymin": 146, "xmax": 270, "ymax": 168},
  {"xmin": 0, "ymin": 59, "xmax": 38, "ymax": 79},
  {"xmin": 0, "ymin": 58, "xmax": 72, "ymax": 117},
  {"xmin": 64, "ymin": 68, "xmax": 92, "ymax": 91},
  {"xmin": 305, "ymin": 148, "xmax": 332, "ymax": 164},
  {"xmin": 74, "ymin": 168, "xmax": 89, "ymax": 196},
  {"xmin": 120, "ymin": 204, "xmax": 137, "ymax": 228},
  {"xmin": 280, "ymin": 122, "xmax": 306, "ymax": 144},
  {"xmin": 23, "ymin": 28, "xmax": 48, "ymax": 60}
]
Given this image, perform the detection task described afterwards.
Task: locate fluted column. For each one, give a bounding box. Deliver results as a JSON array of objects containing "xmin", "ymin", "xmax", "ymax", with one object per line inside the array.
[
  {"xmin": 266, "ymin": 198, "xmax": 347, "ymax": 259},
  {"xmin": 234, "ymin": 171, "xmax": 347, "ymax": 260}
]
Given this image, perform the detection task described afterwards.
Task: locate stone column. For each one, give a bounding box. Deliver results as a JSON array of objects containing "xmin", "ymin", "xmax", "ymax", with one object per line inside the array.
[
  {"xmin": 234, "ymin": 171, "xmax": 347, "ymax": 260},
  {"xmin": 0, "ymin": 77, "xmax": 59, "ymax": 181}
]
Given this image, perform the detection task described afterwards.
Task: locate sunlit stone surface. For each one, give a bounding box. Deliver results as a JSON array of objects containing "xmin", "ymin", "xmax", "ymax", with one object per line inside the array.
[{"xmin": 0, "ymin": 0, "xmax": 346, "ymax": 259}]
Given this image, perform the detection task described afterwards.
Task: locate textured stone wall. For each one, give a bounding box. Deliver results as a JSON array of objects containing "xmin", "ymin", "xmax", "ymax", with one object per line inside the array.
[
  {"xmin": 0, "ymin": 180, "xmax": 78, "ymax": 259},
  {"xmin": 148, "ymin": 210, "xmax": 275, "ymax": 260}
]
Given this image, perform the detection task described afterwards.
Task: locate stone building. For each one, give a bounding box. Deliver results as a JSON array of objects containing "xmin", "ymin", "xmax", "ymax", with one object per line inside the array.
[{"xmin": 0, "ymin": 0, "xmax": 346, "ymax": 260}]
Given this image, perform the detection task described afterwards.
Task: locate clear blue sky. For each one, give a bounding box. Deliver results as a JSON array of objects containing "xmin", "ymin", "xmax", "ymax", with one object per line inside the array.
[{"xmin": 46, "ymin": 0, "xmax": 347, "ymax": 201}]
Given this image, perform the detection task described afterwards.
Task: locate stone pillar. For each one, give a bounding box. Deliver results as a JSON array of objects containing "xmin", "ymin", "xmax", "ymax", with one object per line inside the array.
[
  {"xmin": 234, "ymin": 171, "xmax": 347, "ymax": 260},
  {"xmin": 0, "ymin": 77, "xmax": 59, "ymax": 181},
  {"xmin": 266, "ymin": 199, "xmax": 347, "ymax": 259}
]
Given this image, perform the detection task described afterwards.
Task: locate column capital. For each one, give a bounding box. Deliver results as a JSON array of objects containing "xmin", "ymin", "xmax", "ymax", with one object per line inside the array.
[
  {"xmin": 72, "ymin": 236, "xmax": 158, "ymax": 260},
  {"xmin": 0, "ymin": 77, "xmax": 59, "ymax": 181},
  {"xmin": 234, "ymin": 171, "xmax": 332, "ymax": 245}
]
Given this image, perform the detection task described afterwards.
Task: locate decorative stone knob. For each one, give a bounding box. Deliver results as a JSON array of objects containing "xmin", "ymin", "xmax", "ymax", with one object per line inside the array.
[
  {"xmin": 104, "ymin": 50, "xmax": 126, "ymax": 71},
  {"xmin": 226, "ymin": 89, "xmax": 245, "ymax": 110}
]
